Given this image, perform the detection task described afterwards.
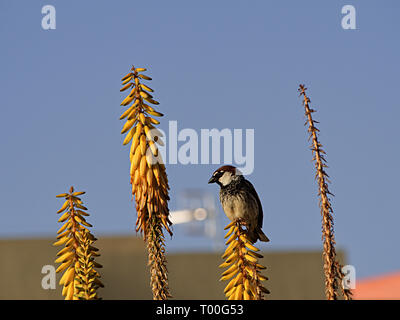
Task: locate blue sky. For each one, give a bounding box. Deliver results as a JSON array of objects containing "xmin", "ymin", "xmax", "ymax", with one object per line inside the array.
[{"xmin": 0, "ymin": 1, "xmax": 399, "ymax": 279}]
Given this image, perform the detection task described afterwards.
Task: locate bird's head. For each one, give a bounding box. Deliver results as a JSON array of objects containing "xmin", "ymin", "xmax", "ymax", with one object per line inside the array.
[{"xmin": 208, "ymin": 165, "xmax": 243, "ymax": 187}]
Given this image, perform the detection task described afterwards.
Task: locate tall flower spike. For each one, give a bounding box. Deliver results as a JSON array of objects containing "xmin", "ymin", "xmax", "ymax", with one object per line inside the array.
[
  {"xmin": 119, "ymin": 65, "xmax": 172, "ymax": 300},
  {"xmin": 54, "ymin": 187, "xmax": 103, "ymax": 300},
  {"xmin": 219, "ymin": 220, "xmax": 269, "ymax": 300},
  {"xmin": 298, "ymin": 85, "xmax": 352, "ymax": 300}
]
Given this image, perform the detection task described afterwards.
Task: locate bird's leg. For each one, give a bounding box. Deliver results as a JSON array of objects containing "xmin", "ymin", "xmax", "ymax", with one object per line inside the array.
[
  {"xmin": 235, "ymin": 218, "xmax": 249, "ymax": 236},
  {"xmin": 235, "ymin": 218, "xmax": 247, "ymax": 227}
]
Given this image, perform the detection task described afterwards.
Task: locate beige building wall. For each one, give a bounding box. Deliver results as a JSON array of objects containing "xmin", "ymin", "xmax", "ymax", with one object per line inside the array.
[{"xmin": 0, "ymin": 236, "xmax": 345, "ymax": 299}]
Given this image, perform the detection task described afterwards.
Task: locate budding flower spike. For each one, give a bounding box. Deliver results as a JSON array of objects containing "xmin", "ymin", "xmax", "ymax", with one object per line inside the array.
[
  {"xmin": 119, "ymin": 65, "xmax": 172, "ymax": 300},
  {"xmin": 54, "ymin": 187, "xmax": 103, "ymax": 300},
  {"xmin": 220, "ymin": 220, "xmax": 269, "ymax": 300}
]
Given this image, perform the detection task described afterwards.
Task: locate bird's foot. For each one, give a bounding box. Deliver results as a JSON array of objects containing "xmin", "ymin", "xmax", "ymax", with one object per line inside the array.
[{"xmin": 234, "ymin": 218, "xmax": 248, "ymax": 228}]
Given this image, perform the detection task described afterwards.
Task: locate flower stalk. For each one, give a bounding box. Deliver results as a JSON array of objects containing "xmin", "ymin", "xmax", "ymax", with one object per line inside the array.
[
  {"xmin": 298, "ymin": 84, "xmax": 352, "ymax": 300},
  {"xmin": 119, "ymin": 65, "xmax": 172, "ymax": 300},
  {"xmin": 54, "ymin": 187, "xmax": 103, "ymax": 300},
  {"xmin": 220, "ymin": 220, "xmax": 269, "ymax": 300}
]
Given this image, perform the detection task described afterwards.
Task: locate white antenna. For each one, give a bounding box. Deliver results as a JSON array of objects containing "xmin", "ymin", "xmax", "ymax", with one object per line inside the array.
[{"xmin": 169, "ymin": 189, "xmax": 222, "ymax": 250}]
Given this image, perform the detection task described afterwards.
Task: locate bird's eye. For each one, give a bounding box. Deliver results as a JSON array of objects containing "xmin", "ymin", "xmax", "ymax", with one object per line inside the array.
[{"xmin": 214, "ymin": 171, "xmax": 223, "ymax": 178}]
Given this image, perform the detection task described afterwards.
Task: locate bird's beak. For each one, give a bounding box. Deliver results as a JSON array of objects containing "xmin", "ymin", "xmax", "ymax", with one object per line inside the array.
[{"xmin": 208, "ymin": 176, "xmax": 217, "ymax": 184}]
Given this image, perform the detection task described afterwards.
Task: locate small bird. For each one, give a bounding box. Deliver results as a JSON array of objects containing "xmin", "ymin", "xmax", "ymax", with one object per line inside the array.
[{"xmin": 208, "ymin": 165, "xmax": 269, "ymax": 243}]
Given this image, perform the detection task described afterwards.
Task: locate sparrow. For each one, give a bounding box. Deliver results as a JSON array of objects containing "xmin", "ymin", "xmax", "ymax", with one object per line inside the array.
[{"xmin": 208, "ymin": 165, "xmax": 269, "ymax": 243}]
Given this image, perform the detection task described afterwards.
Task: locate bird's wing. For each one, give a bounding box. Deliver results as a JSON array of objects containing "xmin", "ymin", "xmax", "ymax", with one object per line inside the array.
[{"xmin": 243, "ymin": 179, "xmax": 264, "ymax": 228}]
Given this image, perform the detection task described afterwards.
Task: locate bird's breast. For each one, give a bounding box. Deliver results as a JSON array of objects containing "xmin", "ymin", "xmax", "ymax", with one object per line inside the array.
[{"xmin": 220, "ymin": 190, "xmax": 257, "ymax": 222}]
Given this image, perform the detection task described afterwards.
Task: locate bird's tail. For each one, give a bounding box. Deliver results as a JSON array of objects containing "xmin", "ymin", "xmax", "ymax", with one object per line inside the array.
[{"xmin": 248, "ymin": 227, "xmax": 270, "ymax": 243}]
